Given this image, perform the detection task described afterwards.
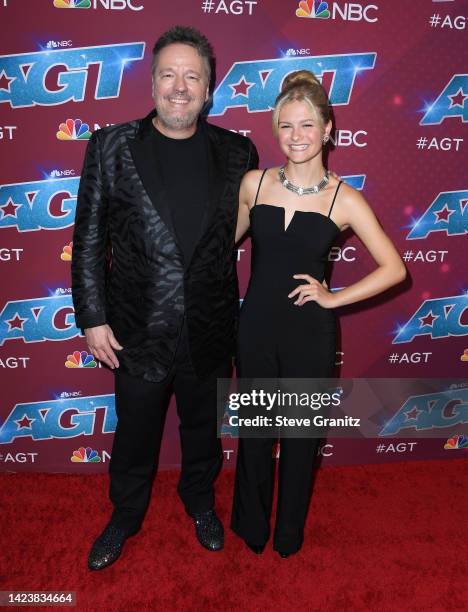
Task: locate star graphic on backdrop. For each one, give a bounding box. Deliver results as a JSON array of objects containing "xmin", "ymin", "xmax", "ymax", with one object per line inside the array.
[
  {"xmin": 448, "ymin": 88, "xmax": 467, "ymax": 109},
  {"xmin": 460, "ymin": 198, "xmax": 468, "ymax": 212},
  {"xmin": 0, "ymin": 198, "xmax": 21, "ymax": 219},
  {"xmin": 6, "ymin": 314, "xmax": 26, "ymax": 331},
  {"xmin": 0, "ymin": 70, "xmax": 15, "ymax": 92},
  {"xmin": 15, "ymin": 414, "xmax": 35, "ymax": 429},
  {"xmin": 230, "ymin": 76, "xmax": 254, "ymax": 99},
  {"xmin": 434, "ymin": 204, "xmax": 453, "ymax": 223},
  {"xmin": 404, "ymin": 407, "xmax": 422, "ymax": 421},
  {"xmin": 420, "ymin": 311, "xmax": 438, "ymax": 327}
]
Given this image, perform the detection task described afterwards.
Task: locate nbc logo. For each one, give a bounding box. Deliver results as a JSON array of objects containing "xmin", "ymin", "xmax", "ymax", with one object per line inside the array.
[
  {"xmin": 296, "ymin": 0, "xmax": 330, "ymax": 19},
  {"xmin": 65, "ymin": 350, "xmax": 97, "ymax": 368},
  {"xmin": 53, "ymin": 0, "xmax": 144, "ymax": 9},
  {"xmin": 444, "ymin": 435, "xmax": 468, "ymax": 450},
  {"xmin": 57, "ymin": 119, "xmax": 92, "ymax": 141},
  {"xmin": 61, "ymin": 242, "xmax": 73, "ymax": 262},
  {"xmin": 54, "ymin": 0, "xmax": 90, "ymax": 8},
  {"xmin": 71, "ymin": 447, "xmax": 101, "ymax": 462}
]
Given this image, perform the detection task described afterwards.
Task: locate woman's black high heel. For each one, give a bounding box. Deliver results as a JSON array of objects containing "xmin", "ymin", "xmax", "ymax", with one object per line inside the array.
[{"xmin": 245, "ymin": 541, "xmax": 265, "ymax": 554}]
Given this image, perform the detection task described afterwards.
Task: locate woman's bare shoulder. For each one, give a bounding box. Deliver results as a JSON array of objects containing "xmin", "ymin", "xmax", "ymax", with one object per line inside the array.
[
  {"xmin": 329, "ymin": 178, "xmax": 367, "ymax": 208},
  {"xmin": 241, "ymin": 168, "xmax": 274, "ymax": 194}
]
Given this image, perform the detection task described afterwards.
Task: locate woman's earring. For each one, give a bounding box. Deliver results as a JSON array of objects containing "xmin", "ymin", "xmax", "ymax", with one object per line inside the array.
[{"xmin": 323, "ymin": 134, "xmax": 329, "ymax": 144}]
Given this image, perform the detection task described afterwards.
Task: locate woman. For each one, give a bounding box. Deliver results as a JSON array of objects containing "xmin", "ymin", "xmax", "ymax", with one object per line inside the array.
[{"xmin": 230, "ymin": 70, "xmax": 406, "ymax": 558}]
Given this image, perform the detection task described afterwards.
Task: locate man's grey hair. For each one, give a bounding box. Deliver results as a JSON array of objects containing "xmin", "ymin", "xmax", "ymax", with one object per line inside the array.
[{"xmin": 151, "ymin": 25, "xmax": 215, "ymax": 85}]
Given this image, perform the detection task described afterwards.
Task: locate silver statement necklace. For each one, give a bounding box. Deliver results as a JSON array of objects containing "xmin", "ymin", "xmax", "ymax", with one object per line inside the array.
[{"xmin": 279, "ymin": 166, "xmax": 329, "ymax": 196}]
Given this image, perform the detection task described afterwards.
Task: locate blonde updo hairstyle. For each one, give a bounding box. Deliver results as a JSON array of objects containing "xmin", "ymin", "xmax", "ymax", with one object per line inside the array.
[{"xmin": 272, "ymin": 70, "xmax": 331, "ymax": 137}]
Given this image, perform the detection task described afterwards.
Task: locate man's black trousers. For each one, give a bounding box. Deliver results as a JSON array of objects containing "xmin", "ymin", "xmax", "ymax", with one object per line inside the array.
[{"xmin": 108, "ymin": 325, "xmax": 232, "ymax": 533}]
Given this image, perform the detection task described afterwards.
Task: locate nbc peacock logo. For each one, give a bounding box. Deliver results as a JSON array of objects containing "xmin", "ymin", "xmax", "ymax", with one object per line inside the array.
[
  {"xmin": 296, "ymin": 0, "xmax": 330, "ymax": 19},
  {"xmin": 444, "ymin": 436, "xmax": 468, "ymax": 450},
  {"xmin": 71, "ymin": 447, "xmax": 101, "ymax": 462},
  {"xmin": 65, "ymin": 350, "xmax": 97, "ymax": 368},
  {"xmin": 53, "ymin": 0, "xmax": 91, "ymax": 8},
  {"xmin": 61, "ymin": 242, "xmax": 73, "ymax": 262},
  {"xmin": 57, "ymin": 119, "xmax": 92, "ymax": 141}
]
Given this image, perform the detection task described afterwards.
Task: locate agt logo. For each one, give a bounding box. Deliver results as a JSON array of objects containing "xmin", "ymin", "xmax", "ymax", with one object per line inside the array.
[
  {"xmin": 0, "ymin": 42, "xmax": 145, "ymax": 108},
  {"xmin": 200, "ymin": 0, "xmax": 258, "ymax": 15},
  {"xmin": 65, "ymin": 350, "xmax": 97, "ymax": 368},
  {"xmin": 428, "ymin": 12, "xmax": 466, "ymax": 31},
  {"xmin": 0, "ymin": 126, "xmax": 17, "ymax": 140},
  {"xmin": 296, "ymin": 0, "xmax": 378, "ymax": 23},
  {"xmin": 0, "ymin": 452, "xmax": 38, "ymax": 463},
  {"xmin": 0, "ymin": 295, "xmax": 80, "ymax": 346},
  {"xmin": 407, "ymin": 190, "xmax": 467, "ymax": 239},
  {"xmin": 0, "ymin": 178, "xmax": 363, "ymax": 227},
  {"xmin": 420, "ymin": 74, "xmax": 467, "ymax": 125},
  {"xmin": 210, "ymin": 52, "xmax": 376, "ymax": 116},
  {"xmin": 0, "ymin": 247, "xmax": 23, "ymax": 261},
  {"xmin": 57, "ymin": 119, "xmax": 92, "ymax": 140},
  {"xmin": 0, "ymin": 356, "xmax": 30, "ymax": 368},
  {"xmin": 393, "ymin": 294, "xmax": 468, "ymax": 344},
  {"xmin": 342, "ymin": 175, "xmax": 365, "ymax": 190},
  {"xmin": 0, "ymin": 394, "xmax": 116, "ymax": 444},
  {"xmin": 379, "ymin": 388, "xmax": 468, "ymax": 436},
  {"xmin": 71, "ymin": 446, "xmax": 101, "ymax": 462},
  {"xmin": 54, "ymin": 0, "xmax": 143, "ymax": 10},
  {"xmin": 0, "ymin": 177, "xmax": 79, "ymax": 232}
]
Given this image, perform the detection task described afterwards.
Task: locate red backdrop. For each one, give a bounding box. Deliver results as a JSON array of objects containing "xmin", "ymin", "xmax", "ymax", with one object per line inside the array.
[{"xmin": 0, "ymin": 0, "xmax": 466, "ymax": 472}]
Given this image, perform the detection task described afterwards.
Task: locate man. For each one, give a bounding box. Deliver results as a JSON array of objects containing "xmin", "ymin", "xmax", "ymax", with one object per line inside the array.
[{"xmin": 71, "ymin": 25, "xmax": 258, "ymax": 570}]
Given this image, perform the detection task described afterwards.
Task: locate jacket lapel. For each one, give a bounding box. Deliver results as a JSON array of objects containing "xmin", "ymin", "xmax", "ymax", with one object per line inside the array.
[
  {"xmin": 198, "ymin": 122, "xmax": 229, "ymax": 236},
  {"xmin": 182, "ymin": 121, "xmax": 230, "ymax": 269},
  {"xmin": 126, "ymin": 110, "xmax": 179, "ymax": 246}
]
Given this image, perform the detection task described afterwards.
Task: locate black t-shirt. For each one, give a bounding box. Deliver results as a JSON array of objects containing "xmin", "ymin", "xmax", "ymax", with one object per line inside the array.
[{"xmin": 151, "ymin": 121, "xmax": 209, "ymax": 264}]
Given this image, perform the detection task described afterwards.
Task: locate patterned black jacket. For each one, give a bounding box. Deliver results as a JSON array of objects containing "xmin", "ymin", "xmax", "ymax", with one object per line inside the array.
[{"xmin": 71, "ymin": 110, "xmax": 258, "ymax": 382}]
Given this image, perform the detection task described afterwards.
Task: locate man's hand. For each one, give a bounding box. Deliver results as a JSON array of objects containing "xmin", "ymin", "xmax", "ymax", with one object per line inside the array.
[{"xmin": 84, "ymin": 324, "xmax": 123, "ymax": 369}]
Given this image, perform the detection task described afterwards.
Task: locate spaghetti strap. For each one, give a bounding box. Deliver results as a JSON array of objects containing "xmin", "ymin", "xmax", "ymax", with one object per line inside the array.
[
  {"xmin": 253, "ymin": 169, "xmax": 268, "ymax": 208},
  {"xmin": 328, "ymin": 180, "xmax": 343, "ymax": 218}
]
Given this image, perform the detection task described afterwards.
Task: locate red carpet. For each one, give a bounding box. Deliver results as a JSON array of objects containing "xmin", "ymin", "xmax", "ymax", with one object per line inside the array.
[{"xmin": 2, "ymin": 458, "xmax": 467, "ymax": 611}]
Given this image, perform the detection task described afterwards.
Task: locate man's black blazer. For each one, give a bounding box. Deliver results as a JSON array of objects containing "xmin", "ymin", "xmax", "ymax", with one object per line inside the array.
[{"xmin": 71, "ymin": 109, "xmax": 259, "ymax": 382}]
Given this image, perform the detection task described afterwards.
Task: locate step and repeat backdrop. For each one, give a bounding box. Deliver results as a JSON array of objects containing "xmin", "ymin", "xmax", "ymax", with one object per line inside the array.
[{"xmin": 0, "ymin": 0, "xmax": 466, "ymax": 473}]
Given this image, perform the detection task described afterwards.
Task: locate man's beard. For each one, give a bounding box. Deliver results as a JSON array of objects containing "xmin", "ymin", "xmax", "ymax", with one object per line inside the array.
[{"xmin": 157, "ymin": 98, "xmax": 201, "ymax": 132}]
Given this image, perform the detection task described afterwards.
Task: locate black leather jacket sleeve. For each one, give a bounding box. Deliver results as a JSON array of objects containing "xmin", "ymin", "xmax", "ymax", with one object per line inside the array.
[{"xmin": 71, "ymin": 130, "xmax": 109, "ymax": 330}]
